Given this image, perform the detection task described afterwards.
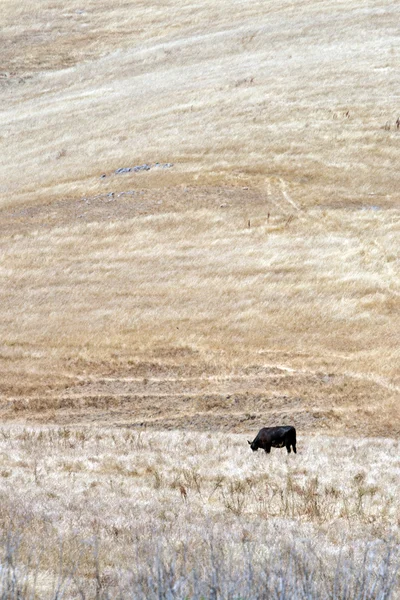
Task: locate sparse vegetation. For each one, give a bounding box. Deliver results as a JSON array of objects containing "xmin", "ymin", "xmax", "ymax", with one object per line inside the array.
[{"xmin": 0, "ymin": 427, "xmax": 398, "ymax": 598}]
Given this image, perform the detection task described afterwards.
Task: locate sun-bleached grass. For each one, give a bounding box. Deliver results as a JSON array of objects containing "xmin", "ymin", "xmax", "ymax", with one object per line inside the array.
[
  {"xmin": 1, "ymin": 0, "xmax": 400, "ymax": 208},
  {"xmin": 0, "ymin": 426, "xmax": 398, "ymax": 598}
]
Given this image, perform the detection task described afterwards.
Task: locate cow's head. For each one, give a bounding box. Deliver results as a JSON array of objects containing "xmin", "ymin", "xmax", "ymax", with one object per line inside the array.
[{"xmin": 248, "ymin": 440, "xmax": 258, "ymax": 452}]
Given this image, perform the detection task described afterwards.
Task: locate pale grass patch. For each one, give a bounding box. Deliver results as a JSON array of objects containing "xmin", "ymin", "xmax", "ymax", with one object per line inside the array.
[
  {"xmin": 0, "ymin": 426, "xmax": 398, "ymax": 597},
  {"xmin": 1, "ymin": 0, "xmax": 400, "ymax": 207}
]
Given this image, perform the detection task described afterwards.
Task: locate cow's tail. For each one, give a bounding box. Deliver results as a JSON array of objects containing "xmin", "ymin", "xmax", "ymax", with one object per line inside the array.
[{"xmin": 292, "ymin": 427, "xmax": 297, "ymax": 453}]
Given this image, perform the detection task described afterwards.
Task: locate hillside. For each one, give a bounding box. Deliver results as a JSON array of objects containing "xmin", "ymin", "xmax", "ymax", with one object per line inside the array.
[{"xmin": 0, "ymin": 0, "xmax": 399, "ymax": 435}]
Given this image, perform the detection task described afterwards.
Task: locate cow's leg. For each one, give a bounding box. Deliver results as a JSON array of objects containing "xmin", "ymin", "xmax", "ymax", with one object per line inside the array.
[
  {"xmin": 292, "ymin": 443, "xmax": 297, "ymax": 454},
  {"xmin": 264, "ymin": 445, "xmax": 271, "ymax": 454},
  {"xmin": 286, "ymin": 444, "xmax": 291, "ymax": 454}
]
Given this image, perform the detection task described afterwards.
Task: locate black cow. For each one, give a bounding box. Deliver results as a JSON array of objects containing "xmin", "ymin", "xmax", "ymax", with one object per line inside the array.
[{"xmin": 248, "ymin": 426, "xmax": 297, "ymax": 454}]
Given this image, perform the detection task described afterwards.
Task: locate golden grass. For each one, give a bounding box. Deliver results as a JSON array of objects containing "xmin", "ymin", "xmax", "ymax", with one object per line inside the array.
[
  {"xmin": 0, "ymin": 204, "xmax": 398, "ymax": 434},
  {"xmin": 1, "ymin": 0, "xmax": 398, "ymax": 434}
]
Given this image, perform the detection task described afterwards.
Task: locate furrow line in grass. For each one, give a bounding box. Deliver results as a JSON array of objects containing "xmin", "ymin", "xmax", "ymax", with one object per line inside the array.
[
  {"xmin": 273, "ymin": 363, "xmax": 400, "ymax": 393},
  {"xmin": 341, "ymin": 371, "xmax": 400, "ymax": 394},
  {"xmin": 73, "ymin": 373, "xmax": 291, "ymax": 383}
]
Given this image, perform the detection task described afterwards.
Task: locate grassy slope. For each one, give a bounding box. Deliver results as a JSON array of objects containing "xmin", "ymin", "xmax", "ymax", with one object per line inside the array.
[
  {"xmin": 0, "ymin": 0, "xmax": 399, "ymax": 435},
  {"xmin": 0, "ymin": 206, "xmax": 399, "ymax": 435},
  {"xmin": 1, "ymin": 0, "xmax": 400, "ymax": 207}
]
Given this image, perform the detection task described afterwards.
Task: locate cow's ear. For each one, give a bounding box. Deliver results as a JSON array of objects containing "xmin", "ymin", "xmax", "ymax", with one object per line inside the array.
[{"xmin": 248, "ymin": 440, "xmax": 251, "ymax": 445}]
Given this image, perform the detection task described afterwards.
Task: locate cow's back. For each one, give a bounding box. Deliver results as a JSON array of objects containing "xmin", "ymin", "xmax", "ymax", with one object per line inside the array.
[
  {"xmin": 262, "ymin": 426, "xmax": 294, "ymax": 438},
  {"xmin": 258, "ymin": 426, "xmax": 296, "ymax": 446}
]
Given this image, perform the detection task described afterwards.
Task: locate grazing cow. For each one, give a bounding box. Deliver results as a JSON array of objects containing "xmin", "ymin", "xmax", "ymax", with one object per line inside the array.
[{"xmin": 248, "ymin": 426, "xmax": 296, "ymax": 454}]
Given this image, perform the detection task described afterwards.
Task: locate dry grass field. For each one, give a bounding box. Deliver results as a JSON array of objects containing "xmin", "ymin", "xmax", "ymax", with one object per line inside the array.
[
  {"xmin": 0, "ymin": 0, "xmax": 399, "ymax": 597},
  {"xmin": 0, "ymin": 426, "xmax": 398, "ymax": 598},
  {"xmin": 0, "ymin": 205, "xmax": 399, "ymax": 437}
]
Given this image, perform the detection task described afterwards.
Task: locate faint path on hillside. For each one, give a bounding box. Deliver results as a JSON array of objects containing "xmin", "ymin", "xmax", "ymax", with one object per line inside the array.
[{"xmin": 265, "ymin": 177, "xmax": 300, "ymax": 211}]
